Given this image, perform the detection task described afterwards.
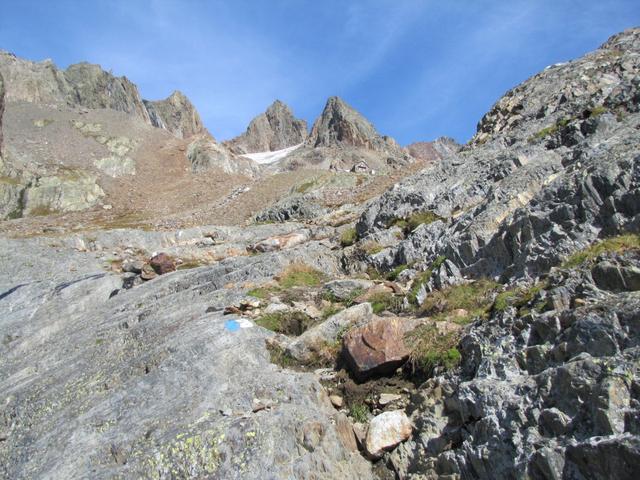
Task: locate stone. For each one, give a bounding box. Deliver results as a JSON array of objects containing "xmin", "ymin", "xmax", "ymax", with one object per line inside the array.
[
  {"xmin": 329, "ymin": 395, "xmax": 344, "ymax": 408},
  {"xmin": 249, "ymin": 231, "xmax": 309, "ymax": 253},
  {"xmin": 122, "ymin": 259, "xmax": 143, "ymax": 274},
  {"xmin": 335, "ymin": 413, "xmax": 359, "ymax": 452},
  {"xmin": 149, "ymin": 253, "xmax": 176, "ymax": 275},
  {"xmin": 364, "ymin": 410, "xmax": 412, "ymax": 459},
  {"xmin": 255, "ymin": 195, "xmax": 327, "ymax": 223},
  {"xmin": 323, "ymin": 279, "xmax": 374, "ymax": 302},
  {"xmin": 378, "ymin": 393, "xmax": 402, "ymax": 407},
  {"xmin": 342, "ymin": 317, "xmax": 419, "ymax": 381}
]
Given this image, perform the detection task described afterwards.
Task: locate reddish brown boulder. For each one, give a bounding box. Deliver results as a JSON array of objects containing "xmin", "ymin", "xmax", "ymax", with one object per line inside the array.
[
  {"xmin": 342, "ymin": 317, "xmax": 419, "ymax": 381},
  {"xmin": 149, "ymin": 253, "xmax": 176, "ymax": 275}
]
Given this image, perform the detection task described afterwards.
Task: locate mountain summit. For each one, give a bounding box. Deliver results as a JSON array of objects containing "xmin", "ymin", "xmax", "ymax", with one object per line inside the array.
[
  {"xmin": 226, "ymin": 99, "xmax": 307, "ymax": 154},
  {"xmin": 306, "ymin": 96, "xmax": 380, "ymax": 149}
]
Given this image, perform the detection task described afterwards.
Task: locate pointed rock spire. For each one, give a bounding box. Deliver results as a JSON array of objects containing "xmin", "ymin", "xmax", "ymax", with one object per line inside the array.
[
  {"xmin": 306, "ymin": 96, "xmax": 380, "ymax": 149},
  {"xmin": 143, "ymin": 90, "xmax": 206, "ymax": 139},
  {"xmin": 227, "ymin": 100, "xmax": 308, "ymax": 154}
]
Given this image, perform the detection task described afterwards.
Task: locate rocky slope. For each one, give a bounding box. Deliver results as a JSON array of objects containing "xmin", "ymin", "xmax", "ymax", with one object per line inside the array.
[
  {"xmin": 226, "ymin": 99, "xmax": 307, "ymax": 154},
  {"xmin": 1, "ymin": 26, "xmax": 639, "ymax": 480}
]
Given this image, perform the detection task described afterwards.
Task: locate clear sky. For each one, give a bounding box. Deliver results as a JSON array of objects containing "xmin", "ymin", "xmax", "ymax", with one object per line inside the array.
[{"xmin": 1, "ymin": 1, "xmax": 638, "ymax": 145}]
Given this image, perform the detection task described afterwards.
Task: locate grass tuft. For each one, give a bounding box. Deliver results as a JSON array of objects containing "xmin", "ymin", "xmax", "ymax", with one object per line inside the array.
[
  {"xmin": 562, "ymin": 234, "xmax": 640, "ymax": 268},
  {"xmin": 406, "ymin": 324, "xmax": 461, "ymax": 376},
  {"xmin": 420, "ymin": 279, "xmax": 500, "ymax": 324},
  {"xmin": 340, "ymin": 228, "xmax": 357, "ymax": 247}
]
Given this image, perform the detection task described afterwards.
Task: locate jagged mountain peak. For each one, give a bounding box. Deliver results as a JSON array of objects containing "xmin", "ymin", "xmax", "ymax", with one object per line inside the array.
[
  {"xmin": 306, "ymin": 96, "xmax": 380, "ymax": 149},
  {"xmin": 226, "ymin": 99, "xmax": 307, "ymax": 154}
]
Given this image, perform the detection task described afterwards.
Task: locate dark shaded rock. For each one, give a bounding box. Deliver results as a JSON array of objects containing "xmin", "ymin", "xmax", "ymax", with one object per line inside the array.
[
  {"xmin": 149, "ymin": 253, "xmax": 175, "ymax": 275},
  {"xmin": 564, "ymin": 435, "xmax": 640, "ymax": 480}
]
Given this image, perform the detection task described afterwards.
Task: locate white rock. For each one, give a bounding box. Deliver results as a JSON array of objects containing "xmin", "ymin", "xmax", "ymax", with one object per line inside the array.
[
  {"xmin": 365, "ymin": 410, "xmax": 412, "ymax": 459},
  {"xmin": 378, "ymin": 393, "xmax": 402, "ymax": 406}
]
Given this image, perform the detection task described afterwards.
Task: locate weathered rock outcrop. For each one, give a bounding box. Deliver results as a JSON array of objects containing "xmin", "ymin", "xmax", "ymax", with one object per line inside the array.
[
  {"xmin": 143, "ymin": 90, "xmax": 206, "ymax": 139},
  {"xmin": 307, "ymin": 96, "xmax": 402, "ymax": 155},
  {"xmin": 406, "ymin": 137, "xmax": 460, "ymax": 163},
  {"xmin": 226, "ymin": 100, "xmax": 307, "ymax": 154},
  {"xmin": 186, "ymin": 135, "xmax": 259, "ymax": 176},
  {"xmin": 355, "ymin": 27, "xmax": 640, "ymax": 283},
  {"xmin": 389, "ymin": 250, "xmax": 640, "ymax": 479},
  {"xmin": 254, "ymin": 194, "xmax": 327, "ymax": 223},
  {"xmin": 63, "ymin": 62, "xmax": 152, "ymax": 123}
]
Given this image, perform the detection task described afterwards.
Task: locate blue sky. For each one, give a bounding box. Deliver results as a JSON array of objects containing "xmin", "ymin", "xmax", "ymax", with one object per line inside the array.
[{"xmin": 1, "ymin": 1, "xmax": 638, "ymax": 144}]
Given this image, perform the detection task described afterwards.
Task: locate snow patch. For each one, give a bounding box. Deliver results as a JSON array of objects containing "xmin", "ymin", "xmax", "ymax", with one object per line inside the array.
[{"xmin": 240, "ymin": 143, "xmax": 302, "ymax": 164}]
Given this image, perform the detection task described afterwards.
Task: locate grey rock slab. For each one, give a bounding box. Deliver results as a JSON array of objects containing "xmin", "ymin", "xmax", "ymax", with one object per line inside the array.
[{"xmin": 0, "ymin": 244, "xmax": 371, "ymax": 479}]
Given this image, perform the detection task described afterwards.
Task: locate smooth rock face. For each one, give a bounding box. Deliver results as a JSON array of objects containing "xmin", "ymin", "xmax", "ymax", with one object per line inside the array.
[
  {"xmin": 143, "ymin": 90, "xmax": 206, "ymax": 139},
  {"xmin": 22, "ymin": 171, "xmax": 105, "ymax": 215},
  {"xmin": 342, "ymin": 317, "xmax": 418, "ymax": 381},
  {"xmin": 227, "ymin": 100, "xmax": 307, "ymax": 154},
  {"xmin": 365, "ymin": 410, "xmax": 412, "ymax": 459},
  {"xmin": 0, "ymin": 232, "xmax": 371, "ymax": 479}
]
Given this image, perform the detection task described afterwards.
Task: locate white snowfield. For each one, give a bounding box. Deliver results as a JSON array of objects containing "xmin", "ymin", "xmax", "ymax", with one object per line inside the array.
[{"xmin": 240, "ymin": 143, "xmax": 303, "ymax": 164}]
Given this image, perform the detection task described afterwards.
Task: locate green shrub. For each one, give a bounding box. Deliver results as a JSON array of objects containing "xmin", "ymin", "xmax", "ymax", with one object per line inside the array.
[
  {"xmin": 390, "ymin": 211, "xmax": 444, "ymax": 234},
  {"xmin": 340, "ymin": 228, "xmax": 357, "ymax": 247},
  {"xmin": 321, "ymin": 304, "xmax": 344, "ymax": 320},
  {"xmin": 255, "ymin": 311, "xmax": 315, "ymax": 336},
  {"xmin": 361, "ymin": 241, "xmax": 384, "ymax": 255},
  {"xmin": 369, "ymin": 291, "xmax": 404, "ymax": 314},
  {"xmin": 407, "ymin": 256, "xmax": 447, "ymax": 305},
  {"xmin": 386, "ymin": 264, "xmax": 408, "ymax": 281},
  {"xmin": 348, "ymin": 403, "xmax": 369, "ymax": 423}
]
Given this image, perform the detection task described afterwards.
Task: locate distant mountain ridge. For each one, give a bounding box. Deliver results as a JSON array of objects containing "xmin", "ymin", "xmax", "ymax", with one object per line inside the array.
[{"xmin": 0, "ymin": 51, "xmax": 206, "ymax": 139}]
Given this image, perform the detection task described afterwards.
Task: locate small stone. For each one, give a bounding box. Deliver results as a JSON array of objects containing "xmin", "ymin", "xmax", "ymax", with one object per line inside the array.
[
  {"xmin": 335, "ymin": 413, "xmax": 359, "ymax": 452},
  {"xmin": 378, "ymin": 393, "xmax": 402, "ymax": 406},
  {"xmin": 102, "ymin": 204, "xmax": 113, "ymax": 210},
  {"xmin": 364, "ymin": 410, "xmax": 412, "ymax": 459},
  {"xmin": 330, "ymin": 395, "xmax": 344, "ymax": 408}
]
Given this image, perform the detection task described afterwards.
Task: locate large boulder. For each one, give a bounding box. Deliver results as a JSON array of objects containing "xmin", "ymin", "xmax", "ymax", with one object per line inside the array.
[{"xmin": 342, "ymin": 317, "xmax": 419, "ymax": 381}]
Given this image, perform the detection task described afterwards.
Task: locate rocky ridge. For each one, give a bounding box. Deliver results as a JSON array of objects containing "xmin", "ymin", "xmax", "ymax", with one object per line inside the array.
[
  {"xmin": 0, "ymin": 50, "xmax": 205, "ymax": 139},
  {"xmin": 226, "ymin": 99, "xmax": 308, "ymax": 154}
]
